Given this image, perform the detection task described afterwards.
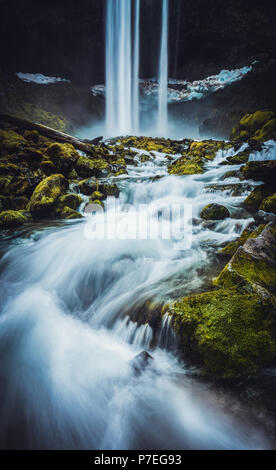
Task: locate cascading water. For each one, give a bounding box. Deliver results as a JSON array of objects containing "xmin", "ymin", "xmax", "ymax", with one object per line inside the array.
[
  {"xmin": 0, "ymin": 139, "xmax": 272, "ymax": 449},
  {"xmin": 158, "ymin": 0, "xmax": 169, "ymax": 135},
  {"xmin": 132, "ymin": 0, "xmax": 140, "ymax": 133},
  {"xmin": 105, "ymin": 0, "xmax": 140, "ymax": 136}
]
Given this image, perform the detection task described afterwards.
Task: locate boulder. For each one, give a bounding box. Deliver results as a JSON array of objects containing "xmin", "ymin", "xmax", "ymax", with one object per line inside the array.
[
  {"xmin": 27, "ymin": 174, "xmax": 68, "ymax": 217},
  {"xmin": 0, "ymin": 210, "xmax": 29, "ymax": 228},
  {"xmin": 200, "ymin": 203, "xmax": 230, "ymax": 220},
  {"xmin": 241, "ymin": 161, "xmax": 276, "ymax": 184}
]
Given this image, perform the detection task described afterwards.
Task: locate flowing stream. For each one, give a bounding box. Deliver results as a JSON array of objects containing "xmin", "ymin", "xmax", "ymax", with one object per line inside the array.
[{"xmin": 0, "ymin": 140, "xmax": 273, "ymax": 450}]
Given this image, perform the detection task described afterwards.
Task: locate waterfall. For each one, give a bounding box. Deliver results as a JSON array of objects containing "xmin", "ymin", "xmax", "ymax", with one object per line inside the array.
[
  {"xmin": 132, "ymin": 0, "xmax": 140, "ymax": 133},
  {"xmin": 158, "ymin": 0, "xmax": 169, "ymax": 135},
  {"xmin": 105, "ymin": 0, "xmax": 140, "ymax": 136}
]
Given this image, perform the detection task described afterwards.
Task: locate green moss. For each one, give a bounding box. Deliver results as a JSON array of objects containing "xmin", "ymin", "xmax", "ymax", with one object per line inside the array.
[
  {"xmin": 45, "ymin": 143, "xmax": 79, "ymax": 174},
  {"xmin": 240, "ymin": 111, "xmax": 275, "ymax": 131},
  {"xmin": 91, "ymin": 191, "xmax": 105, "ymax": 201},
  {"xmin": 168, "ymin": 140, "xmax": 226, "ymax": 176},
  {"xmin": 89, "ymin": 199, "xmax": 104, "ymax": 209},
  {"xmin": 24, "ymin": 130, "xmax": 40, "ymax": 143},
  {"xmin": 167, "ymin": 288, "xmax": 276, "ymax": 380},
  {"xmin": 253, "ymin": 119, "xmax": 276, "ymax": 142},
  {"xmin": 27, "ymin": 174, "xmax": 68, "ymax": 217},
  {"xmin": 0, "ymin": 129, "xmax": 27, "ymax": 154},
  {"xmin": 118, "ymin": 136, "xmax": 182, "ymax": 154},
  {"xmin": 244, "ymin": 184, "xmax": 274, "ymax": 211},
  {"xmin": 60, "ymin": 206, "xmax": 83, "ymax": 220},
  {"xmin": 260, "ymin": 193, "xmax": 276, "ymax": 214},
  {"xmin": 231, "ymin": 110, "xmax": 276, "ymax": 142},
  {"xmin": 14, "ymin": 103, "xmax": 70, "ymax": 133},
  {"xmin": 241, "ymin": 161, "xmax": 276, "ymax": 184},
  {"xmin": 226, "ymin": 152, "xmax": 249, "ymax": 164},
  {"xmin": 99, "ymin": 183, "xmax": 120, "ymax": 198},
  {"xmin": 219, "ymin": 224, "xmax": 266, "ymax": 257},
  {"xmin": 231, "ymin": 248, "xmax": 276, "ymax": 292},
  {"xmin": 77, "ymin": 177, "xmax": 98, "ymax": 196},
  {"xmin": 0, "ymin": 210, "xmax": 28, "ymax": 228},
  {"xmin": 56, "ymin": 193, "xmax": 83, "ymax": 211},
  {"xmin": 200, "ymin": 203, "xmax": 230, "ymax": 220}
]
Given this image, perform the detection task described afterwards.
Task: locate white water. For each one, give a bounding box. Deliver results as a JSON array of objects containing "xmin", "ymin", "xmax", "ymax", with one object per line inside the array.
[
  {"xmin": 158, "ymin": 0, "xmax": 169, "ymax": 135},
  {"xmin": 105, "ymin": 0, "xmax": 140, "ymax": 136},
  {"xmin": 0, "ymin": 142, "xmax": 271, "ymax": 449}
]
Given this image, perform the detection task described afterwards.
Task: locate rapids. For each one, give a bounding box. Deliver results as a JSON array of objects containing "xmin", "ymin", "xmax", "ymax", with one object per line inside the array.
[{"xmin": 0, "ymin": 140, "xmax": 273, "ymax": 450}]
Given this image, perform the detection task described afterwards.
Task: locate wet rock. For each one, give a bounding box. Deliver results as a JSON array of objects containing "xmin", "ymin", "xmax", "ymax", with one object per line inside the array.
[
  {"xmin": 77, "ymin": 177, "xmax": 98, "ymax": 196},
  {"xmin": 0, "ymin": 210, "xmax": 29, "ymax": 228},
  {"xmin": 27, "ymin": 174, "xmax": 68, "ymax": 217},
  {"xmin": 260, "ymin": 193, "xmax": 276, "ymax": 214},
  {"xmin": 130, "ymin": 351, "xmax": 154, "ymax": 376},
  {"xmin": 200, "ymin": 203, "xmax": 230, "ymax": 221},
  {"xmin": 241, "ymin": 160, "xmax": 276, "ymax": 184},
  {"xmin": 243, "ymin": 184, "xmax": 275, "ymax": 212},
  {"xmin": 255, "ymin": 210, "xmax": 276, "ymax": 225},
  {"xmin": 231, "ymin": 111, "xmax": 276, "ymax": 143}
]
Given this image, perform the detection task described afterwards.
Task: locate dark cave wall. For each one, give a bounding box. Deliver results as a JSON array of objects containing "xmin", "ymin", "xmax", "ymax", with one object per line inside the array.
[{"xmin": 0, "ymin": 0, "xmax": 276, "ymax": 85}]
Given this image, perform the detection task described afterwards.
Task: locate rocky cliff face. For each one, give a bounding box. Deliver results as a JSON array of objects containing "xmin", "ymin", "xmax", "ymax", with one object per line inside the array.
[{"xmin": 1, "ymin": 0, "xmax": 275, "ymax": 85}]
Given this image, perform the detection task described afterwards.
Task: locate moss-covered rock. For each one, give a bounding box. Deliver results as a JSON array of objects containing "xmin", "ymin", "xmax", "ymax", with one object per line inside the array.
[
  {"xmin": 219, "ymin": 224, "xmax": 265, "ymax": 257},
  {"xmin": 27, "ymin": 174, "xmax": 68, "ymax": 217},
  {"xmin": 168, "ymin": 140, "xmax": 228, "ymax": 176},
  {"xmin": 45, "ymin": 143, "xmax": 79, "ymax": 174},
  {"xmin": 56, "ymin": 193, "xmax": 83, "ymax": 211},
  {"xmin": 243, "ymin": 184, "xmax": 275, "ymax": 212},
  {"xmin": 200, "ymin": 203, "xmax": 230, "ymax": 220},
  {"xmin": 0, "ymin": 210, "xmax": 29, "ymax": 228},
  {"xmin": 77, "ymin": 177, "xmax": 98, "ymax": 195},
  {"xmin": 260, "ymin": 194, "xmax": 276, "ymax": 214},
  {"xmin": 231, "ymin": 110, "xmax": 276, "ymax": 142},
  {"xmin": 118, "ymin": 136, "xmax": 183, "ymax": 154},
  {"xmin": 0, "ymin": 129, "xmax": 27, "ymax": 154},
  {"xmin": 216, "ymin": 223, "xmax": 276, "ymax": 293},
  {"xmin": 99, "ymin": 183, "xmax": 120, "ymax": 198},
  {"xmin": 241, "ymin": 161, "xmax": 276, "ymax": 184},
  {"xmin": 60, "ymin": 206, "xmax": 83, "ymax": 220},
  {"xmin": 166, "ymin": 287, "xmax": 276, "ymax": 380},
  {"xmin": 226, "ymin": 152, "xmax": 250, "ymax": 164}
]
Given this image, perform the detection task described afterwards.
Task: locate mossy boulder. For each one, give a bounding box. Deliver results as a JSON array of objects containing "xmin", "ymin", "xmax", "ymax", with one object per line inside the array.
[
  {"xmin": 241, "ymin": 161, "xmax": 276, "ymax": 184},
  {"xmin": 200, "ymin": 203, "xmax": 230, "ymax": 220},
  {"xmin": 216, "ymin": 224, "xmax": 276, "ymax": 293},
  {"xmin": 27, "ymin": 174, "xmax": 68, "ymax": 217},
  {"xmin": 0, "ymin": 210, "xmax": 29, "ymax": 228},
  {"xmin": 219, "ymin": 224, "xmax": 265, "ymax": 257},
  {"xmin": 0, "ymin": 129, "xmax": 27, "ymax": 154},
  {"xmin": 231, "ymin": 111, "xmax": 276, "ymax": 142},
  {"xmin": 60, "ymin": 206, "xmax": 83, "ymax": 220},
  {"xmin": 260, "ymin": 194, "xmax": 276, "ymax": 214},
  {"xmin": 118, "ymin": 136, "xmax": 183, "ymax": 154},
  {"xmin": 99, "ymin": 183, "xmax": 120, "ymax": 198},
  {"xmin": 226, "ymin": 152, "xmax": 249, "ymax": 165},
  {"xmin": 76, "ymin": 156, "xmax": 110, "ymax": 178},
  {"xmin": 45, "ymin": 143, "xmax": 79, "ymax": 174},
  {"xmin": 168, "ymin": 140, "xmax": 227, "ymax": 176},
  {"xmin": 243, "ymin": 184, "xmax": 275, "ymax": 212},
  {"xmin": 166, "ymin": 287, "xmax": 276, "ymax": 380},
  {"xmin": 56, "ymin": 193, "xmax": 83, "ymax": 211},
  {"xmin": 77, "ymin": 177, "xmax": 98, "ymax": 196}
]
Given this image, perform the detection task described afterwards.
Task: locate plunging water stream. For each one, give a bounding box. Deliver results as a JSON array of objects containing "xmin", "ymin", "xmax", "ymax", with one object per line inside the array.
[{"xmin": 0, "ymin": 139, "xmax": 273, "ymax": 449}]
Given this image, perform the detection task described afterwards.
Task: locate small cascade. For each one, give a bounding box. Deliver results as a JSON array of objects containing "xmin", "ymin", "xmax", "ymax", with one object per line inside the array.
[{"xmin": 157, "ymin": 0, "xmax": 169, "ymax": 135}]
